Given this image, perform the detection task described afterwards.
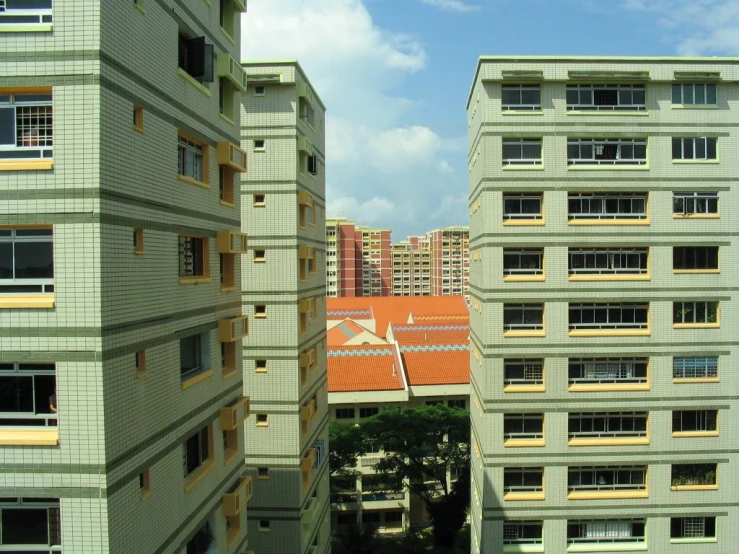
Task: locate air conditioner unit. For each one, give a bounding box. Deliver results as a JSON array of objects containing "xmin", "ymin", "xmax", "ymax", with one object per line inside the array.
[
  {"xmin": 217, "ymin": 230, "xmax": 248, "ymax": 254},
  {"xmin": 297, "ymin": 136, "xmax": 313, "ymax": 153},
  {"xmin": 219, "ymin": 315, "xmax": 249, "ymax": 342},
  {"xmin": 217, "ymin": 141, "xmax": 247, "ymax": 172},
  {"xmin": 222, "ymin": 476, "xmax": 252, "ymax": 517},
  {"xmin": 215, "ymin": 52, "xmax": 247, "ymax": 91},
  {"xmin": 220, "ymin": 396, "xmax": 250, "ymax": 430},
  {"xmin": 298, "ymin": 190, "xmax": 314, "ymax": 207},
  {"xmin": 297, "ymin": 82, "xmax": 315, "ymax": 105},
  {"xmin": 298, "ymin": 245, "xmax": 314, "ymax": 260}
]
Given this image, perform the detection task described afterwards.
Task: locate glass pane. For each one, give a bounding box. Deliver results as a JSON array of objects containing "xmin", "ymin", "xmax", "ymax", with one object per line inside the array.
[
  {"xmin": 2, "ymin": 508, "xmax": 48, "ymax": 545},
  {"xmin": 695, "ymin": 86, "xmax": 705, "ymax": 104},
  {"xmin": 521, "ymin": 89, "xmax": 539, "ymax": 105},
  {"xmin": 707, "ymin": 138, "xmax": 717, "ymax": 159},
  {"xmin": 0, "ymin": 376, "xmax": 34, "ymax": 412},
  {"xmin": 180, "ymin": 336, "xmax": 199, "ymax": 373},
  {"xmin": 34, "ymin": 375, "xmax": 56, "ymax": 415},
  {"xmin": 672, "ymin": 84, "xmax": 681, "ymax": 104},
  {"xmin": 706, "ymin": 84, "xmax": 717, "ymax": 104},
  {"xmin": 566, "ymin": 88, "xmax": 578, "ymax": 105},
  {"xmin": 0, "ymin": 107, "xmax": 15, "ymax": 146},
  {"xmin": 684, "ymin": 86, "xmax": 694, "ymax": 104},
  {"xmin": 0, "ymin": 243, "xmax": 12, "ymax": 279},
  {"xmin": 501, "ymin": 89, "xmax": 519, "ymax": 105},
  {"xmin": 14, "ymin": 241, "xmax": 53, "ymax": 279}
]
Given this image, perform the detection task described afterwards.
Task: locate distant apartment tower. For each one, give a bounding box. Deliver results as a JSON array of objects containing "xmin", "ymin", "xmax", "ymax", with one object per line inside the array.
[
  {"xmin": 241, "ymin": 61, "xmax": 331, "ymax": 554},
  {"xmin": 425, "ymin": 227, "xmax": 470, "ymax": 300},
  {"xmin": 468, "ymin": 56, "xmax": 738, "ymax": 553},
  {"xmin": 391, "ymin": 241, "xmax": 431, "ymax": 296},
  {"xmin": 0, "ymin": 1, "xmax": 252, "ymax": 552}
]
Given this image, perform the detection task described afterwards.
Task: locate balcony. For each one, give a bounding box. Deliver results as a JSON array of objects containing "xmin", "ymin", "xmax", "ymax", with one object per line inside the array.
[
  {"xmin": 671, "ymin": 463, "xmax": 717, "ymax": 491},
  {"xmin": 567, "ymin": 139, "xmax": 647, "ymax": 166},
  {"xmin": 568, "ymin": 412, "xmax": 648, "ymax": 446},
  {"xmin": 568, "ymin": 303, "xmax": 649, "ymax": 336},
  {"xmin": 568, "ymin": 358, "xmax": 648, "ymax": 391},
  {"xmin": 568, "ymin": 466, "xmax": 648, "ymax": 499},
  {"xmin": 567, "ymin": 519, "xmax": 645, "ymax": 551}
]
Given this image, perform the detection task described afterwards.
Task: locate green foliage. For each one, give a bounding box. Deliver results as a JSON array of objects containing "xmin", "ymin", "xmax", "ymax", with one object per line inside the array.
[
  {"xmin": 329, "ymin": 420, "xmax": 367, "ymax": 476},
  {"xmin": 333, "ymin": 521, "xmax": 380, "ymax": 554}
]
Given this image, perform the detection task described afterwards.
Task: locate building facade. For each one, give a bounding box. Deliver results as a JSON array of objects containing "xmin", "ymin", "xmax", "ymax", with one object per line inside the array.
[
  {"xmin": 0, "ymin": 1, "xmax": 252, "ymax": 552},
  {"xmin": 425, "ymin": 227, "xmax": 470, "ymax": 300},
  {"xmin": 468, "ymin": 56, "xmax": 738, "ymax": 553},
  {"xmin": 240, "ymin": 61, "xmax": 331, "ymax": 554},
  {"xmin": 391, "ymin": 241, "xmax": 431, "ymax": 296}
]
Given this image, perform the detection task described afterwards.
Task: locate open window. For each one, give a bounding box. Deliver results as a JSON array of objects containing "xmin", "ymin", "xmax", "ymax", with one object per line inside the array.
[{"xmin": 178, "ymin": 34, "xmax": 214, "ymax": 83}]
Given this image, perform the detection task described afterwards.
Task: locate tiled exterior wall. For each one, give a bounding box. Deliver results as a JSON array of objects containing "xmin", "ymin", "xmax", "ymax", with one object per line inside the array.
[{"xmin": 468, "ymin": 58, "xmax": 739, "ymax": 554}]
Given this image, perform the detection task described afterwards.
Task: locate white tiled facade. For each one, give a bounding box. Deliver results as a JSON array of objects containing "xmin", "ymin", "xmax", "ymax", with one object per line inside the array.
[{"xmin": 1, "ymin": 1, "xmax": 251, "ymax": 553}]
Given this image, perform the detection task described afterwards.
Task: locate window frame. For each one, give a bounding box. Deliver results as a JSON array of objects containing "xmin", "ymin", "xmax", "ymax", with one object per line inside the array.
[
  {"xmin": 502, "ymin": 193, "xmax": 543, "ymax": 223},
  {"xmin": 503, "ymin": 467, "xmax": 544, "ymax": 498},
  {"xmin": 568, "ymin": 247, "xmax": 648, "ymax": 277},
  {"xmin": 178, "ymin": 132, "xmax": 209, "ymax": 186},
  {"xmin": 502, "ymin": 138, "xmax": 542, "ymax": 166},
  {"xmin": 503, "ymin": 303, "xmax": 544, "ymax": 334},
  {"xmin": 502, "ymin": 521, "xmax": 543, "ymax": 546},
  {"xmin": 568, "ymin": 358, "xmax": 648, "ymax": 388},
  {"xmin": 503, "ymin": 413, "xmax": 544, "ymax": 442},
  {"xmin": 568, "ymin": 411, "xmax": 648, "ymax": 441},
  {"xmin": 567, "ymin": 465, "xmax": 647, "ymax": 494},
  {"xmin": 673, "ymin": 246, "xmax": 718, "ymax": 272},
  {"xmin": 566, "ymin": 84, "xmax": 646, "ymax": 111},
  {"xmin": 0, "ymin": 227, "xmax": 54, "ymax": 294},
  {"xmin": 670, "ymin": 516, "xmax": 716, "ymax": 541},
  {"xmin": 568, "ymin": 303, "xmax": 649, "ymax": 333},
  {"xmin": 673, "ymin": 192, "xmax": 718, "ymax": 217},
  {"xmin": 672, "ymin": 137, "xmax": 717, "ymax": 161},
  {"xmin": 0, "ymin": 362, "xmax": 57, "ymax": 429},
  {"xmin": 567, "ymin": 138, "xmax": 647, "ymax": 166},
  {"xmin": 567, "ymin": 519, "xmax": 645, "ymax": 545},
  {"xmin": 503, "ymin": 359, "xmax": 544, "ymax": 388},
  {"xmin": 673, "ymin": 301, "xmax": 719, "ymax": 327},
  {"xmin": 673, "ymin": 356, "xmax": 718, "ymax": 381},
  {"xmin": 0, "ymin": 92, "xmax": 53, "ymax": 164},
  {"xmin": 0, "ymin": 498, "xmax": 61, "ymax": 548},
  {"xmin": 503, "ymin": 248, "xmax": 544, "ymax": 278},
  {"xmin": 183, "ymin": 424, "xmax": 214, "ymax": 487},
  {"xmin": 179, "ymin": 331, "xmax": 212, "ymax": 385},
  {"xmin": 178, "ymin": 235, "xmax": 210, "ymax": 282},
  {"xmin": 568, "ymin": 192, "xmax": 647, "ymax": 222},
  {"xmin": 672, "ymin": 409, "xmax": 718, "ymax": 435},
  {"xmin": 672, "ymin": 83, "xmax": 717, "ymax": 106},
  {"xmin": 501, "ymin": 84, "xmax": 541, "ymax": 111}
]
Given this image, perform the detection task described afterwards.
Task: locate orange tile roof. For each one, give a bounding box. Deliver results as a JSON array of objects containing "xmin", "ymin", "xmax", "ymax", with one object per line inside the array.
[
  {"xmin": 327, "ymin": 319, "xmax": 375, "ymax": 347},
  {"xmin": 399, "ymin": 343, "xmax": 470, "ymax": 386},
  {"xmin": 326, "ymin": 296, "xmax": 469, "ymax": 338},
  {"xmin": 393, "ymin": 329, "xmax": 470, "ymax": 343},
  {"xmin": 327, "ymin": 344, "xmax": 405, "ymax": 392}
]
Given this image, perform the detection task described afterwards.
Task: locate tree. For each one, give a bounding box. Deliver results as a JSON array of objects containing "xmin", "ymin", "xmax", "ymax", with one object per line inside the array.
[
  {"xmin": 334, "ymin": 521, "xmax": 379, "ymax": 554},
  {"xmin": 361, "ymin": 404, "xmax": 470, "ymax": 550},
  {"xmin": 329, "ymin": 420, "xmax": 367, "ymax": 476}
]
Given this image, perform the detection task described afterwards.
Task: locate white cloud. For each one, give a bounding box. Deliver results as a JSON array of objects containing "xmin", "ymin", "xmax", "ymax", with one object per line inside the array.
[
  {"xmin": 327, "ymin": 196, "xmax": 398, "ymax": 224},
  {"xmin": 369, "ymin": 126, "xmax": 442, "ymax": 170},
  {"xmin": 621, "ymin": 0, "xmax": 739, "ymax": 55},
  {"xmin": 437, "ymin": 159, "xmax": 454, "ymax": 174},
  {"xmin": 421, "ymin": 0, "xmax": 481, "ymax": 12}
]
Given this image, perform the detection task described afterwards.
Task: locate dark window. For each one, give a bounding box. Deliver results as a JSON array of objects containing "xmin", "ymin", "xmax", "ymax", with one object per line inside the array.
[
  {"xmin": 673, "ymin": 410, "xmax": 717, "ymax": 433},
  {"xmin": 673, "ymin": 247, "xmax": 718, "ymax": 270},
  {"xmin": 0, "ymin": 93, "xmax": 53, "ymax": 160},
  {"xmin": 186, "ymin": 520, "xmax": 215, "ymax": 554},
  {"xmin": 501, "ymin": 85, "xmax": 541, "ymax": 110},
  {"xmin": 184, "ymin": 426, "xmax": 210, "ymax": 477},
  {"xmin": 673, "ymin": 301, "xmax": 718, "ymax": 325},
  {"xmin": 359, "ymin": 407, "xmax": 378, "ymax": 419},
  {"xmin": 0, "ymin": 228, "xmax": 54, "ymax": 293},
  {"xmin": 670, "ymin": 516, "xmax": 716, "ymax": 539},
  {"xmin": 503, "ymin": 193, "xmax": 542, "ymax": 220},
  {"xmin": 673, "ymin": 192, "xmax": 718, "ymax": 215},
  {"xmin": 178, "ymin": 35, "xmax": 214, "ymax": 82},
  {"xmin": 179, "ymin": 332, "xmax": 210, "ymax": 381},
  {"xmin": 672, "ymin": 137, "xmax": 717, "ymax": 160},
  {"xmin": 0, "ymin": 500, "xmax": 61, "ymax": 546},
  {"xmin": 179, "ymin": 236, "xmax": 206, "ymax": 277},
  {"xmin": 672, "ymin": 83, "xmax": 717, "ymax": 105},
  {"xmin": 0, "ymin": 363, "xmax": 57, "ymax": 427}
]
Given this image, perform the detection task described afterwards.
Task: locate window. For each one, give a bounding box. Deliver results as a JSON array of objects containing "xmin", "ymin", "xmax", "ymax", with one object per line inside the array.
[
  {"xmin": 566, "ymin": 84, "xmax": 645, "ymax": 111},
  {"xmin": 0, "ymin": 92, "xmax": 53, "ymax": 162},
  {"xmin": 140, "ymin": 468, "xmax": 151, "ymax": 499},
  {"xmin": 219, "ymin": 0, "xmax": 237, "ymax": 37},
  {"xmin": 672, "ymin": 83, "xmax": 716, "ymax": 105},
  {"xmin": 501, "ymin": 85, "xmax": 541, "ymax": 110},
  {"xmin": 255, "ymin": 359, "xmax": 267, "ymax": 373},
  {"xmin": 448, "ymin": 399, "xmax": 466, "ymax": 409},
  {"xmin": 179, "ymin": 236, "xmax": 208, "ymax": 279},
  {"xmin": 502, "ymin": 193, "xmax": 542, "ymax": 221},
  {"xmin": 502, "ymin": 139, "xmax": 542, "ymax": 165},
  {"xmin": 219, "ymin": 253, "xmax": 235, "ymax": 291},
  {"xmin": 133, "ymin": 228, "xmax": 144, "ymax": 254},
  {"xmin": 254, "ymin": 139, "xmax": 265, "ymax": 151},
  {"xmin": 503, "ymin": 248, "xmax": 543, "ymax": 277},
  {"xmin": 568, "ymin": 303, "xmax": 648, "ymax": 331},
  {"xmin": 133, "ymin": 105, "xmax": 144, "ymax": 132},
  {"xmin": 568, "ymin": 358, "xmax": 647, "ymax": 386},
  {"xmin": 567, "ymin": 138, "xmax": 647, "ymax": 165},
  {"xmin": 307, "ymin": 154, "xmax": 318, "ymax": 175},
  {"xmin": 671, "ymin": 517, "xmax": 716, "ymax": 540},
  {"xmin": 503, "ymin": 521, "xmax": 543, "ymax": 546},
  {"xmin": 503, "ymin": 359, "xmax": 543, "ymax": 387},
  {"xmin": 503, "ymin": 467, "xmax": 543, "ymax": 495},
  {"xmin": 217, "ymin": 166, "xmax": 233, "ymax": 204},
  {"xmin": 219, "ymin": 77, "xmax": 235, "ymax": 120},
  {"xmin": 221, "ymin": 342, "xmax": 236, "ymax": 376},
  {"xmin": 671, "ymin": 463, "xmax": 717, "ymax": 488},
  {"xmin": 186, "ymin": 520, "xmax": 215, "ymax": 554},
  {"xmin": 503, "ymin": 304, "xmax": 544, "ymax": 332},
  {"xmin": 253, "ymin": 249, "xmax": 265, "ymax": 262},
  {"xmin": 253, "ymin": 193, "xmax": 265, "ymax": 206},
  {"xmin": 222, "ymin": 426, "xmax": 238, "ymax": 462},
  {"xmin": 135, "ymin": 350, "xmax": 146, "ymax": 377},
  {"xmin": 335, "ymin": 408, "xmax": 355, "ymax": 420},
  {"xmin": 673, "ymin": 356, "xmax": 717, "ymax": 380},
  {"xmin": 256, "ymin": 414, "xmax": 268, "ymax": 426},
  {"xmin": 568, "ymin": 466, "xmax": 646, "ymax": 493},
  {"xmin": 0, "ymin": 227, "xmax": 54, "ymax": 294},
  {"xmin": 568, "ymin": 192, "xmax": 647, "ymax": 221},
  {"xmin": 180, "ymin": 332, "xmax": 211, "ymax": 383},
  {"xmin": 0, "ymin": 362, "xmax": 57, "ymax": 427},
  {"xmin": 0, "ymin": 1, "xmax": 53, "ymax": 28},
  {"xmin": 178, "ymin": 134, "xmax": 207, "ymax": 183},
  {"xmin": 672, "ymin": 410, "xmax": 717, "ymax": 434},
  {"xmin": 569, "ymin": 248, "xmax": 647, "ymax": 276},
  {"xmin": 504, "ymin": 414, "xmax": 543, "ymax": 441},
  {"xmin": 568, "ymin": 412, "xmax": 648, "ymax": 440},
  {"xmin": 672, "ymin": 137, "xmax": 717, "ymax": 160},
  {"xmin": 673, "ymin": 247, "xmax": 718, "ymax": 271},
  {"xmin": 673, "ymin": 301, "xmax": 719, "ymax": 326},
  {"xmin": 258, "ymin": 520, "xmax": 270, "ymax": 531},
  {"xmin": 178, "ymin": 34, "xmax": 214, "ymax": 83},
  {"xmin": 254, "ymin": 85, "xmax": 265, "ymax": 96},
  {"xmin": 183, "ymin": 425, "xmax": 212, "ymax": 477},
  {"xmin": 254, "ymin": 305, "xmax": 266, "ymax": 318},
  {"xmin": 300, "ymin": 99, "xmax": 316, "ymax": 127},
  {"xmin": 0, "ymin": 498, "xmax": 60, "ymax": 548},
  {"xmin": 567, "ymin": 520, "xmax": 645, "ymax": 545},
  {"xmin": 359, "ymin": 407, "xmax": 378, "ymax": 419},
  {"xmin": 673, "ymin": 192, "xmax": 718, "ymax": 216},
  {"xmin": 257, "ymin": 467, "xmax": 269, "ymax": 479}
]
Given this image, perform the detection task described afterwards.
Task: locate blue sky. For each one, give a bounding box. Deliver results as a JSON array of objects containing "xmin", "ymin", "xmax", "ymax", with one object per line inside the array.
[{"xmin": 242, "ymin": 0, "xmax": 739, "ymax": 240}]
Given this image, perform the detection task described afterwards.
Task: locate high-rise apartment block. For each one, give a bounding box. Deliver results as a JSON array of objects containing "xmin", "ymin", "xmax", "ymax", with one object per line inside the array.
[
  {"xmin": 468, "ymin": 56, "xmax": 738, "ymax": 553},
  {"xmin": 425, "ymin": 227, "xmax": 470, "ymax": 299},
  {"xmin": 0, "ymin": 1, "xmax": 252, "ymax": 552},
  {"xmin": 391, "ymin": 241, "xmax": 431, "ymax": 296},
  {"xmin": 240, "ymin": 61, "xmax": 331, "ymax": 554}
]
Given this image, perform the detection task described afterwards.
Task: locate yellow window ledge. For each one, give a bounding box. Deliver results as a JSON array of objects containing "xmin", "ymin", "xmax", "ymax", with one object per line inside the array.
[
  {"xmin": 0, "ymin": 159, "xmax": 54, "ymax": 171},
  {"xmin": 503, "ymin": 220, "xmax": 545, "ymax": 226},
  {"xmin": 222, "ymin": 368, "xmax": 238, "ymax": 380},
  {"xmin": 673, "ymin": 269, "xmax": 720, "ymax": 274},
  {"xmin": 568, "ymin": 219, "xmax": 650, "ymax": 226},
  {"xmin": 669, "ymin": 538, "xmax": 717, "ymax": 544},
  {"xmin": 181, "ymin": 369, "xmax": 214, "ymax": 390},
  {"xmin": 179, "ymin": 276, "xmax": 211, "ymax": 285},
  {"xmin": 133, "ymin": 125, "xmax": 144, "ymax": 134},
  {"xmin": 568, "ymin": 165, "xmax": 649, "ymax": 171},
  {"xmin": 0, "ymin": 23, "xmax": 53, "ymax": 32},
  {"xmin": 220, "ymin": 286, "xmax": 236, "ymax": 293},
  {"xmin": 673, "ymin": 214, "xmax": 719, "ymax": 219},
  {"xmin": 673, "ymin": 378, "xmax": 720, "ymax": 384},
  {"xmin": 502, "ymin": 165, "xmax": 545, "ymax": 171},
  {"xmin": 569, "ymin": 274, "xmax": 650, "ymax": 282},
  {"xmin": 177, "ymin": 174, "xmax": 210, "ymax": 189},
  {"xmin": 0, "ymin": 295, "xmax": 55, "ymax": 309},
  {"xmin": 671, "ymin": 484, "xmax": 718, "ymax": 491},
  {"xmin": 140, "ymin": 488, "xmax": 151, "ymax": 500},
  {"xmin": 504, "ymin": 330, "xmax": 545, "ymax": 338},
  {"xmin": 568, "ymin": 437, "xmax": 649, "ymax": 447},
  {"xmin": 673, "ymin": 323, "xmax": 720, "ymax": 329},
  {"xmin": 569, "ymin": 329, "xmax": 650, "ymax": 337},
  {"xmin": 0, "ymin": 429, "xmax": 59, "ymax": 446},
  {"xmin": 226, "ymin": 527, "xmax": 242, "ymax": 549},
  {"xmin": 672, "ymin": 431, "xmax": 719, "ymax": 438},
  {"xmin": 184, "ymin": 459, "xmax": 215, "ymax": 492},
  {"xmin": 568, "ymin": 490, "xmax": 648, "ymax": 500},
  {"xmin": 220, "ymin": 200, "xmax": 236, "ymax": 208},
  {"xmin": 673, "ymin": 159, "xmax": 719, "ymax": 164},
  {"xmin": 567, "ymin": 543, "xmax": 647, "ymax": 552},
  {"xmin": 504, "ymin": 439, "xmax": 545, "ymax": 448},
  {"xmin": 671, "ymin": 104, "xmax": 718, "ymax": 109},
  {"xmin": 504, "ymin": 275, "xmax": 545, "ymax": 282},
  {"xmin": 504, "ymin": 385, "xmax": 545, "ymax": 393},
  {"xmin": 177, "ymin": 68, "xmax": 211, "ymax": 97},
  {"xmin": 504, "ymin": 492, "xmax": 545, "ymax": 501},
  {"xmin": 568, "ymin": 383, "xmax": 650, "ymax": 392}
]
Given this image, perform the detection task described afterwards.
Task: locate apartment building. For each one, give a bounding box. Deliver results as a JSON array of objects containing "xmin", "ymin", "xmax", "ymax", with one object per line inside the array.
[
  {"xmin": 326, "ymin": 296, "xmax": 469, "ymax": 534},
  {"xmin": 0, "ymin": 1, "xmax": 252, "ymax": 552},
  {"xmin": 468, "ymin": 56, "xmax": 738, "ymax": 553},
  {"xmin": 240, "ymin": 61, "xmax": 330, "ymax": 554},
  {"xmin": 391, "ymin": 241, "xmax": 431, "ymax": 296},
  {"xmin": 425, "ymin": 227, "xmax": 470, "ymax": 300}
]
